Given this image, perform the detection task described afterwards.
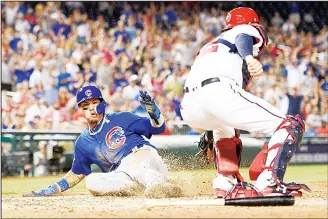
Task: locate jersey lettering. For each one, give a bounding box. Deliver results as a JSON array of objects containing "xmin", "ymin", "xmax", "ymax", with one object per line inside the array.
[{"xmin": 196, "ymin": 42, "xmax": 219, "ymax": 60}]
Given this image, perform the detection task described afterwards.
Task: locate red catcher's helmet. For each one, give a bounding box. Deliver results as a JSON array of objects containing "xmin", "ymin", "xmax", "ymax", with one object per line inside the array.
[{"xmin": 224, "ymin": 7, "xmax": 260, "ymax": 31}]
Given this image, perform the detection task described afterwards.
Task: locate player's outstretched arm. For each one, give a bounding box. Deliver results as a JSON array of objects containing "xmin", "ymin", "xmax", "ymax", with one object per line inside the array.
[{"xmin": 23, "ymin": 170, "xmax": 85, "ymax": 197}]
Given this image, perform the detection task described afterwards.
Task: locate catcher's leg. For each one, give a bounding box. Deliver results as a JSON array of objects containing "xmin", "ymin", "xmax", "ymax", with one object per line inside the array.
[
  {"xmin": 212, "ymin": 127, "xmax": 244, "ymax": 198},
  {"xmin": 249, "ymin": 115, "xmax": 311, "ymax": 197},
  {"xmin": 201, "ymin": 83, "xmax": 311, "ymax": 197}
]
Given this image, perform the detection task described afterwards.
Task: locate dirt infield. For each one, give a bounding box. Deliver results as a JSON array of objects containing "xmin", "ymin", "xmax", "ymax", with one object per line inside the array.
[{"xmin": 2, "ymin": 177, "xmax": 327, "ymax": 218}]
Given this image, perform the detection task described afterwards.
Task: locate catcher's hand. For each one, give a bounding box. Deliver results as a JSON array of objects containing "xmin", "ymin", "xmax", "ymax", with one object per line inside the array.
[
  {"xmin": 245, "ymin": 55, "xmax": 263, "ymax": 77},
  {"xmin": 196, "ymin": 131, "xmax": 214, "ymax": 163}
]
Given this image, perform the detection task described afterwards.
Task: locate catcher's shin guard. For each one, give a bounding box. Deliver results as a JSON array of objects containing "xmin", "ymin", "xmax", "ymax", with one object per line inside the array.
[
  {"xmin": 249, "ymin": 115, "xmax": 311, "ymax": 195},
  {"xmin": 214, "ymin": 130, "xmax": 244, "ymax": 182}
]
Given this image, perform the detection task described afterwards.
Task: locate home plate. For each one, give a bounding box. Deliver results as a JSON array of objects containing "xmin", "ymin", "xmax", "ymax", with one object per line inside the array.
[
  {"xmin": 145, "ymin": 198, "xmax": 226, "ymax": 207},
  {"xmin": 145, "ymin": 196, "xmax": 295, "ymax": 207}
]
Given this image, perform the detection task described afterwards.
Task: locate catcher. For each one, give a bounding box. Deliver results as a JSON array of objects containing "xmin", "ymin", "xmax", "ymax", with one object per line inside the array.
[
  {"xmin": 181, "ymin": 7, "xmax": 311, "ymax": 199},
  {"xmin": 23, "ymin": 85, "xmax": 182, "ymax": 198}
]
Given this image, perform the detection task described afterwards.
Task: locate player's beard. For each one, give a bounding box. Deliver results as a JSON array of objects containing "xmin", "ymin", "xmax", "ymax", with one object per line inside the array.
[
  {"xmin": 87, "ymin": 113, "xmax": 102, "ymax": 129},
  {"xmin": 89, "ymin": 118, "xmax": 99, "ymax": 125}
]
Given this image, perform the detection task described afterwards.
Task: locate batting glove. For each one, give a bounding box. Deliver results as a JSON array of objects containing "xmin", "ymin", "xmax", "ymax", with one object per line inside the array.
[
  {"xmin": 245, "ymin": 55, "xmax": 263, "ymax": 77},
  {"xmin": 23, "ymin": 185, "xmax": 59, "ymax": 197},
  {"xmin": 139, "ymin": 90, "xmax": 161, "ymax": 121}
]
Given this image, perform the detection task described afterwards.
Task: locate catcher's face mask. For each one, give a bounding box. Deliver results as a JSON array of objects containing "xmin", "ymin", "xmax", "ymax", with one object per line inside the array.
[{"xmin": 251, "ymin": 23, "xmax": 269, "ymax": 58}]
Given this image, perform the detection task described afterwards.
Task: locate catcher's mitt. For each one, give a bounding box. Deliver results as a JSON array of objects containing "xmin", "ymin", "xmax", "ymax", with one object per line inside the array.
[{"xmin": 196, "ymin": 131, "xmax": 214, "ymax": 164}]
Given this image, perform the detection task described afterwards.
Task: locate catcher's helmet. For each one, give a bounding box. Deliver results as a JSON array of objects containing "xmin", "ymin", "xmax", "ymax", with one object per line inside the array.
[
  {"xmin": 223, "ymin": 7, "xmax": 260, "ymax": 31},
  {"xmin": 76, "ymin": 85, "xmax": 104, "ymax": 106}
]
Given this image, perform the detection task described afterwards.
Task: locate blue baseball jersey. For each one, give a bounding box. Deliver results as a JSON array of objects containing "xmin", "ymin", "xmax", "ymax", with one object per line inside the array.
[{"xmin": 71, "ymin": 112, "xmax": 165, "ymax": 175}]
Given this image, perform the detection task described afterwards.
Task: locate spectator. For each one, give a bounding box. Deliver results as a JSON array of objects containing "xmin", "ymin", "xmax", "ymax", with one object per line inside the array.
[
  {"xmin": 44, "ymin": 78, "xmax": 59, "ymax": 106},
  {"xmin": 4, "ymin": 2, "xmax": 20, "ymax": 26},
  {"xmin": 306, "ymin": 107, "xmax": 322, "ymax": 129},
  {"xmin": 109, "ymin": 86, "xmax": 126, "ymax": 112},
  {"xmin": 14, "ymin": 12, "xmax": 30, "ymax": 33},
  {"xmin": 282, "ymin": 19, "xmax": 296, "ymax": 35},
  {"xmin": 1, "ymin": 2, "xmax": 327, "ymax": 136},
  {"xmin": 25, "ymin": 8, "xmax": 37, "ymax": 29},
  {"xmin": 276, "ymin": 84, "xmax": 289, "ymax": 115},
  {"xmin": 76, "ymin": 13, "xmax": 90, "ymax": 44},
  {"xmin": 113, "ymin": 70, "xmax": 129, "ymax": 92},
  {"xmin": 122, "ymin": 74, "xmax": 141, "ymax": 100},
  {"xmin": 12, "ymin": 80, "xmax": 32, "ymax": 106},
  {"xmin": 303, "ymin": 9, "xmax": 316, "ymax": 32},
  {"xmin": 33, "ymin": 141, "xmax": 50, "ymax": 177},
  {"xmin": 1, "ymin": 55, "xmax": 12, "ymax": 91},
  {"xmin": 164, "ymin": 3, "xmax": 178, "ymax": 26},
  {"xmin": 287, "ymin": 88, "xmax": 303, "ymax": 116},
  {"xmin": 121, "ymin": 2, "xmax": 134, "ymax": 20},
  {"xmin": 56, "ymin": 66, "xmax": 73, "ymax": 91},
  {"xmin": 302, "ymin": 69, "xmax": 319, "ymax": 95},
  {"xmin": 71, "ymin": 71, "xmax": 86, "ymax": 95},
  {"xmin": 65, "ymin": 57, "xmax": 80, "ymax": 79},
  {"xmin": 38, "ymin": 32, "xmax": 53, "ymax": 51},
  {"xmin": 29, "ymin": 62, "xmax": 44, "ymax": 88},
  {"xmin": 304, "ymin": 124, "xmax": 318, "ymax": 137},
  {"xmin": 2, "ymin": 112, "xmax": 13, "ymax": 129},
  {"xmin": 10, "ymin": 56, "xmax": 34, "ymax": 85},
  {"xmin": 12, "ymin": 112, "xmax": 25, "ymax": 129},
  {"xmin": 271, "ymin": 12, "xmax": 284, "ymax": 28},
  {"xmin": 320, "ymin": 74, "xmax": 328, "ymax": 95},
  {"xmin": 317, "ymin": 116, "xmax": 328, "ymax": 137},
  {"xmin": 114, "ymin": 20, "xmax": 129, "ymax": 42},
  {"xmin": 125, "ymin": 15, "xmax": 137, "ymax": 40},
  {"xmin": 82, "ymin": 63, "xmax": 96, "ymax": 84},
  {"xmin": 43, "ymin": 100, "xmax": 71, "ymax": 130},
  {"xmin": 93, "ymin": 53, "xmax": 115, "ymax": 90},
  {"xmin": 25, "ymin": 93, "xmax": 48, "ymax": 124},
  {"xmin": 162, "ymin": 70, "xmax": 183, "ymax": 97},
  {"xmin": 20, "ymin": 26, "xmax": 36, "ymax": 51},
  {"xmin": 288, "ymin": 2, "xmax": 301, "ymax": 27},
  {"xmin": 57, "ymin": 86, "xmax": 72, "ymax": 108},
  {"xmin": 285, "ymin": 59, "xmax": 307, "ymax": 89}
]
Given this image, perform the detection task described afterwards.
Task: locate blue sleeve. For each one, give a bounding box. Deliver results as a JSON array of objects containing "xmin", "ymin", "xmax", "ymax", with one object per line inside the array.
[
  {"xmin": 71, "ymin": 136, "xmax": 92, "ymax": 175},
  {"xmin": 122, "ymin": 112, "xmax": 165, "ymax": 139},
  {"xmin": 235, "ymin": 33, "xmax": 254, "ymax": 59}
]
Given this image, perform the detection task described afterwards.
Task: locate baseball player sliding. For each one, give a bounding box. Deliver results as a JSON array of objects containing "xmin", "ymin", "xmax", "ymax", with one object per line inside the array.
[
  {"xmin": 23, "ymin": 85, "xmax": 182, "ymax": 198},
  {"xmin": 181, "ymin": 7, "xmax": 311, "ymax": 199}
]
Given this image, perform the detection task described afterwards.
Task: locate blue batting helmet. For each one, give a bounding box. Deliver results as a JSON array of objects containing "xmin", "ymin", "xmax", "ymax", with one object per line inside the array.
[{"xmin": 76, "ymin": 85, "xmax": 104, "ymax": 105}]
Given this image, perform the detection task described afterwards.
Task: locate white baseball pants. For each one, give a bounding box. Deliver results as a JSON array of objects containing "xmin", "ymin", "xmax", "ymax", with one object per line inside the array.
[
  {"xmin": 85, "ymin": 145, "xmax": 168, "ymax": 194},
  {"xmin": 181, "ymin": 76, "xmax": 286, "ymax": 135},
  {"xmin": 181, "ymin": 76, "xmax": 290, "ymax": 190}
]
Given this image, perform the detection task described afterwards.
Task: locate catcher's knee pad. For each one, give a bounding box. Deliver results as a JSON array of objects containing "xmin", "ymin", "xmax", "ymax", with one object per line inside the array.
[
  {"xmin": 214, "ymin": 134, "xmax": 243, "ymax": 180},
  {"xmin": 249, "ymin": 115, "xmax": 305, "ymax": 182}
]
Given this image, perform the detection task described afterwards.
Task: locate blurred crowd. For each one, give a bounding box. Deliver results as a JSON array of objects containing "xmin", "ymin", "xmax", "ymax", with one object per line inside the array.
[{"xmin": 1, "ymin": 2, "xmax": 328, "ymax": 137}]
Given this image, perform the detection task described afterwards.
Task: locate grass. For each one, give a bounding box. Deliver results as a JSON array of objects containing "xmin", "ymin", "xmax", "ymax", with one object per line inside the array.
[{"xmin": 2, "ymin": 164, "xmax": 327, "ymax": 195}]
